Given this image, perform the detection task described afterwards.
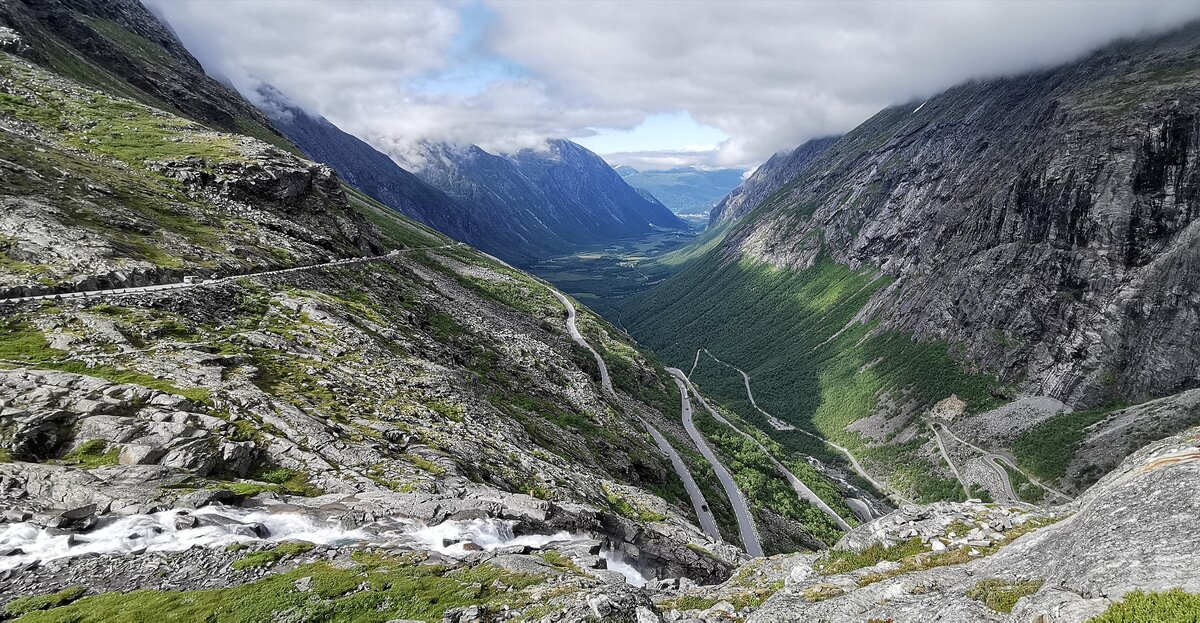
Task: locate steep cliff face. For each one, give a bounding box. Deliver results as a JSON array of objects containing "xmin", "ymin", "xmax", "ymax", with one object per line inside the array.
[
  {"xmin": 709, "ymin": 136, "xmax": 839, "ymax": 225},
  {"xmin": 727, "ymin": 25, "xmax": 1200, "ymax": 406},
  {"xmin": 403, "ymin": 139, "xmax": 689, "ymax": 265}
]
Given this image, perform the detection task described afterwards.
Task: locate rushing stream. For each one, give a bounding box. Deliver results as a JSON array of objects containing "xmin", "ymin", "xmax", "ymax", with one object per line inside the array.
[
  {"xmin": 0, "ymin": 505, "xmax": 655, "ymax": 586},
  {"xmin": 0, "ymin": 506, "xmax": 571, "ymax": 572}
]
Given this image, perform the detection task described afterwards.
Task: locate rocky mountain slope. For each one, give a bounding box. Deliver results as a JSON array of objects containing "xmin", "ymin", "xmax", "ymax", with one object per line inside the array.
[
  {"xmin": 748, "ymin": 424, "xmax": 1200, "ymax": 622},
  {"xmin": 627, "ymin": 22, "xmax": 1200, "ymax": 504},
  {"xmin": 250, "ymin": 85, "xmax": 535, "ymax": 265},
  {"xmin": 615, "ymin": 166, "xmax": 746, "ymax": 217},
  {"xmin": 0, "ymin": 0, "xmax": 286, "ymax": 149},
  {"xmin": 399, "ymin": 139, "xmax": 689, "ymax": 265},
  {"xmin": 0, "ymin": 2, "xmax": 872, "ymax": 619},
  {"xmin": 708, "ymin": 136, "xmax": 839, "ymax": 226}
]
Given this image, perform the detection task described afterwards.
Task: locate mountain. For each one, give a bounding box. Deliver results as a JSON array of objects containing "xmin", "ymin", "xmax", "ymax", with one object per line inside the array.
[
  {"xmin": 2, "ymin": 1, "xmax": 1200, "ymax": 621},
  {"xmin": 0, "ymin": 0, "xmax": 287, "ymax": 149},
  {"xmin": 0, "ymin": 0, "xmax": 854, "ymax": 617},
  {"xmin": 627, "ymin": 22, "xmax": 1200, "ymax": 505},
  {"xmin": 708, "ymin": 136, "xmax": 839, "ymax": 225},
  {"xmin": 401, "ymin": 139, "xmax": 689, "ymax": 264},
  {"xmin": 249, "ymin": 85, "xmax": 489, "ymax": 256},
  {"xmin": 615, "ymin": 166, "xmax": 746, "ymax": 217}
]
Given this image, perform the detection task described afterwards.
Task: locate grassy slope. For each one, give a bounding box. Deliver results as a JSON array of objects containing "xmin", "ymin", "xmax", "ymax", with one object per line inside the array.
[
  {"xmin": 21, "ymin": 13, "xmax": 296, "ymax": 154},
  {"xmin": 625, "ymin": 252, "xmax": 1002, "ymax": 502},
  {"xmin": 10, "ymin": 552, "xmax": 552, "ymax": 623},
  {"xmin": 1010, "ymin": 403, "xmax": 1125, "ymax": 483}
]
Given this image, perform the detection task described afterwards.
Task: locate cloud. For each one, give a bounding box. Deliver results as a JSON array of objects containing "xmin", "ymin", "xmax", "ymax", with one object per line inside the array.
[
  {"xmin": 145, "ymin": 0, "xmax": 1200, "ymax": 170},
  {"xmin": 487, "ymin": 0, "xmax": 1200, "ymax": 167},
  {"xmin": 595, "ymin": 147, "xmax": 727, "ymax": 171}
]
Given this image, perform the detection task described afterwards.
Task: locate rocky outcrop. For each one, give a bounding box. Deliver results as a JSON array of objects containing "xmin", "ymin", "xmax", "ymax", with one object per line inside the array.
[
  {"xmin": 0, "ymin": 25, "xmax": 27, "ymax": 54},
  {"xmin": 0, "ymin": 50, "xmax": 381, "ymax": 295},
  {"xmin": 1, "ymin": 369, "xmax": 253, "ymax": 477},
  {"xmin": 745, "ymin": 424, "xmax": 1200, "ymax": 622}
]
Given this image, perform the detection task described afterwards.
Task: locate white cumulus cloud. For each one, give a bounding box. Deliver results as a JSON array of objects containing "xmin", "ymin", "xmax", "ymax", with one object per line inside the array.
[{"xmin": 145, "ymin": 0, "xmax": 1200, "ymax": 170}]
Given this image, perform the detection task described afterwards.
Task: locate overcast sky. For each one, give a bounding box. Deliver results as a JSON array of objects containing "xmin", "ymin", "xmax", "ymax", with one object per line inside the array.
[{"xmin": 146, "ymin": 0, "xmax": 1200, "ymax": 171}]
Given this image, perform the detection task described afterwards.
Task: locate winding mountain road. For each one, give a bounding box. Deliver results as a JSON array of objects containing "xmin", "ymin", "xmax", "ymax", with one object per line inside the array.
[
  {"xmin": 985, "ymin": 455, "xmax": 1021, "ymax": 502},
  {"xmin": 932, "ymin": 422, "xmax": 1070, "ymax": 503},
  {"xmin": 697, "ymin": 349, "xmax": 794, "ymax": 431},
  {"xmin": 543, "ymin": 285, "xmax": 731, "ymax": 546},
  {"xmin": 692, "ymin": 348, "xmax": 912, "ymax": 508},
  {"xmin": 548, "ymin": 289, "xmax": 613, "ymax": 396},
  {"xmin": 672, "ymin": 367, "xmax": 852, "ymax": 531},
  {"xmin": 643, "ymin": 422, "xmax": 722, "ymax": 539},
  {"xmin": 667, "ymin": 368, "xmax": 764, "ymax": 557},
  {"xmin": 930, "ymin": 423, "xmax": 972, "ymax": 498}
]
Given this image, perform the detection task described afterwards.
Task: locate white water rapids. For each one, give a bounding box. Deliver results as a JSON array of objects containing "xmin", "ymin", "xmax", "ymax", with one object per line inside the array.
[
  {"xmin": 0, "ymin": 506, "xmax": 572, "ymax": 572},
  {"xmin": 0, "ymin": 505, "xmax": 654, "ymax": 586},
  {"xmin": 602, "ymin": 547, "xmax": 649, "ymax": 587}
]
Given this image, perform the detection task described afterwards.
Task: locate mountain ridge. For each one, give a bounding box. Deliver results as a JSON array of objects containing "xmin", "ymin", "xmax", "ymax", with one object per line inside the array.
[{"xmin": 392, "ymin": 138, "xmax": 689, "ymax": 264}]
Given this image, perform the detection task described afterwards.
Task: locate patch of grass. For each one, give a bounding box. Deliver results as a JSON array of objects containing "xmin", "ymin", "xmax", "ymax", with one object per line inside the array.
[
  {"xmin": 1087, "ymin": 589, "xmax": 1200, "ymax": 623},
  {"xmin": 728, "ymin": 580, "xmax": 786, "ymax": 609},
  {"xmin": 1012, "ymin": 404, "xmax": 1125, "ymax": 481},
  {"xmin": 13, "ymin": 555, "xmax": 547, "ymax": 623},
  {"xmin": 248, "ymin": 466, "xmax": 323, "ymax": 497},
  {"xmin": 966, "ymin": 578, "xmax": 1043, "ymax": 613},
  {"xmin": 816, "ymin": 538, "xmax": 927, "ymax": 575},
  {"xmin": 536, "ymin": 551, "xmax": 583, "ymax": 575},
  {"xmin": 406, "ymin": 454, "xmax": 446, "ymax": 476},
  {"xmin": 602, "ymin": 484, "xmax": 667, "ymax": 523},
  {"xmin": 5, "ymin": 587, "xmax": 86, "ymax": 617},
  {"xmin": 661, "ymin": 595, "xmax": 719, "ymax": 611},
  {"xmin": 0, "ymin": 317, "xmax": 211, "ymax": 404},
  {"xmin": 250, "ymin": 350, "xmax": 350, "ymax": 424},
  {"xmin": 231, "ymin": 541, "xmax": 315, "ymax": 571},
  {"xmin": 801, "ymin": 583, "xmax": 845, "ymax": 603},
  {"xmin": 60, "ymin": 439, "xmax": 119, "ymax": 468}
]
